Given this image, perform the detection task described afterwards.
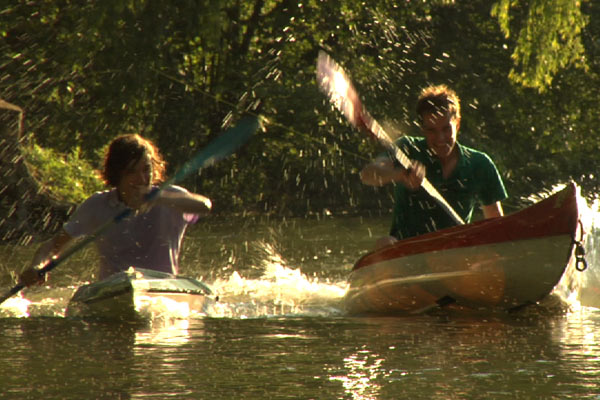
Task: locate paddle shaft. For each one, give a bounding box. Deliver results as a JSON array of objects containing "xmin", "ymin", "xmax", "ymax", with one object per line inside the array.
[
  {"xmin": 316, "ymin": 51, "xmax": 464, "ymax": 225},
  {"xmin": 0, "ymin": 219, "xmax": 118, "ymax": 304},
  {"xmin": 0, "ymin": 116, "xmax": 258, "ymax": 305},
  {"xmin": 361, "ymin": 111, "xmax": 465, "ymax": 225}
]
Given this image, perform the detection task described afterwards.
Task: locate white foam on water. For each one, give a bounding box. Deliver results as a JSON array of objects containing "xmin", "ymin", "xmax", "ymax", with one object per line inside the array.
[
  {"xmin": 209, "ymin": 243, "xmax": 348, "ymax": 319},
  {"xmin": 0, "ymin": 287, "xmax": 73, "ymax": 318},
  {"xmin": 134, "ymin": 294, "xmax": 192, "ymax": 321},
  {"xmin": 576, "ymin": 196, "xmax": 600, "ymax": 309},
  {"xmin": 0, "ymin": 295, "xmax": 30, "ymax": 318}
]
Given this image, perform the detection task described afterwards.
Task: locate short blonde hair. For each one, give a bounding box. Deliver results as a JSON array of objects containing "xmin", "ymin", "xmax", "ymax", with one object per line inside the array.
[{"xmin": 416, "ymin": 84, "xmax": 461, "ymax": 123}]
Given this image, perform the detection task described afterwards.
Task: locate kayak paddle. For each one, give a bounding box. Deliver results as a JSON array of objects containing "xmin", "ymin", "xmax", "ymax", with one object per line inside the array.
[
  {"xmin": 316, "ymin": 50, "xmax": 465, "ymax": 225},
  {"xmin": 0, "ymin": 115, "xmax": 259, "ymax": 305}
]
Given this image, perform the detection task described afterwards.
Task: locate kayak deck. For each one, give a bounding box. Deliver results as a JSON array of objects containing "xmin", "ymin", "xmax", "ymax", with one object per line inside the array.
[{"xmin": 66, "ymin": 268, "xmax": 216, "ymax": 321}]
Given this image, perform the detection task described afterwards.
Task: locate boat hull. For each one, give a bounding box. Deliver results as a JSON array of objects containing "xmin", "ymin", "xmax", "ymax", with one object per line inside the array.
[
  {"xmin": 66, "ymin": 268, "xmax": 215, "ymax": 321},
  {"xmin": 345, "ymin": 183, "xmax": 583, "ymax": 315}
]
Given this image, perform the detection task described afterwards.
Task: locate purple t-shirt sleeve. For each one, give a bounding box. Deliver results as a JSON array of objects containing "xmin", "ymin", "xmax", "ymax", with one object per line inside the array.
[
  {"xmin": 63, "ymin": 191, "xmax": 107, "ymax": 238},
  {"xmin": 64, "ymin": 186, "xmax": 199, "ymax": 237},
  {"xmin": 165, "ymin": 185, "xmax": 200, "ymax": 224},
  {"xmin": 63, "ymin": 185, "xmax": 200, "ymax": 278}
]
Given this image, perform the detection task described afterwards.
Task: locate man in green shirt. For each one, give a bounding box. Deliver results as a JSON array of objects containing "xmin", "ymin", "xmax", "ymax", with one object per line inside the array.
[{"xmin": 360, "ymin": 84, "xmax": 507, "ymax": 248}]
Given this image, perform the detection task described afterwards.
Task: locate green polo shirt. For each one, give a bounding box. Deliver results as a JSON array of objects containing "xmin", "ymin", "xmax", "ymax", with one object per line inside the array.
[{"xmin": 389, "ymin": 136, "xmax": 507, "ymax": 239}]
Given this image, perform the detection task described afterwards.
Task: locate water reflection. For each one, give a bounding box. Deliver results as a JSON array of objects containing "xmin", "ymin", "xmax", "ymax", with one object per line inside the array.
[
  {"xmin": 556, "ymin": 305, "xmax": 600, "ymax": 390},
  {"xmin": 1, "ymin": 211, "xmax": 600, "ymax": 398},
  {"xmin": 134, "ymin": 319, "xmax": 192, "ymax": 347},
  {"xmin": 325, "ymin": 310, "xmax": 600, "ymax": 399},
  {"xmin": 1, "ymin": 308, "xmax": 600, "ymax": 398},
  {"xmin": 0, "ymin": 318, "xmax": 137, "ymax": 399},
  {"xmin": 0, "ymin": 316, "xmax": 212, "ymax": 399},
  {"xmin": 329, "ymin": 349, "xmax": 384, "ymax": 400}
]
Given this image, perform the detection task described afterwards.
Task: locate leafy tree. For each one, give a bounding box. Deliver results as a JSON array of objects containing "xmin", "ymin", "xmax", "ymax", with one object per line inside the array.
[
  {"xmin": 492, "ymin": 0, "xmax": 589, "ymax": 91},
  {"xmin": 1, "ymin": 0, "xmax": 598, "ymax": 224}
]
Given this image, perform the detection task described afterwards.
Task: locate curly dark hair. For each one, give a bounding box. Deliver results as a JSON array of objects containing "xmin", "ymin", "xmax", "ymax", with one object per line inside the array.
[{"xmin": 102, "ymin": 134, "xmax": 166, "ymax": 187}]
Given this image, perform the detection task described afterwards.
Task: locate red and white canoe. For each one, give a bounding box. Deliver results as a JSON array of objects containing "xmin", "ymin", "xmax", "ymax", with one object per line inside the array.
[{"xmin": 345, "ymin": 182, "xmax": 586, "ymax": 315}]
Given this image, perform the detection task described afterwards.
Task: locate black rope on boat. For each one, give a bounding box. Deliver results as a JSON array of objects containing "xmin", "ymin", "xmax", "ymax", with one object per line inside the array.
[{"xmin": 573, "ymin": 219, "xmax": 588, "ymax": 272}]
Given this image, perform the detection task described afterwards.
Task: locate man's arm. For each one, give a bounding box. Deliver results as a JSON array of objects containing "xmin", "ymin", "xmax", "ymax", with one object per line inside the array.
[{"xmin": 360, "ymin": 157, "xmax": 425, "ymax": 190}]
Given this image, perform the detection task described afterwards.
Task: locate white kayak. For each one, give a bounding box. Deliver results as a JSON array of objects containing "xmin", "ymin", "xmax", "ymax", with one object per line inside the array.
[{"xmin": 66, "ymin": 267, "xmax": 216, "ymax": 321}]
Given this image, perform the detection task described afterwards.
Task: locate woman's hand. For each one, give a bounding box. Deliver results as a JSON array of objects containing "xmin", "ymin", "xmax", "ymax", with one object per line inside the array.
[
  {"xmin": 19, "ymin": 266, "xmax": 47, "ymax": 287},
  {"xmin": 21, "ymin": 230, "xmax": 71, "ymax": 286}
]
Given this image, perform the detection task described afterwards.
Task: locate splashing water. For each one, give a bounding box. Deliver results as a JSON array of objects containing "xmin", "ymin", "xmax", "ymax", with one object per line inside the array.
[
  {"xmin": 530, "ymin": 184, "xmax": 600, "ymax": 310},
  {"xmin": 210, "ymin": 242, "xmax": 348, "ymax": 319},
  {"xmin": 3, "ymin": 190, "xmax": 600, "ymax": 321},
  {"xmin": 0, "ymin": 296, "xmax": 30, "ymax": 318},
  {"xmin": 576, "ymin": 196, "xmax": 600, "ymax": 308},
  {"xmin": 0, "ymin": 241, "xmax": 349, "ymax": 320},
  {"xmin": 0, "ymin": 286, "xmax": 75, "ymax": 318}
]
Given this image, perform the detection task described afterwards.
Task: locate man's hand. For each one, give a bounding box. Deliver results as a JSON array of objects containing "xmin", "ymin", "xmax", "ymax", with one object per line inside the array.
[{"xmin": 404, "ymin": 162, "xmax": 426, "ymax": 191}]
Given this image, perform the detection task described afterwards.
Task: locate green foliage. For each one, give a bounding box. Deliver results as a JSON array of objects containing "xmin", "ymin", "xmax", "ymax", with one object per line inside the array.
[
  {"xmin": 492, "ymin": 0, "xmax": 589, "ymax": 91},
  {"xmin": 1, "ymin": 0, "xmax": 599, "ymax": 219},
  {"xmin": 23, "ymin": 141, "xmax": 105, "ymax": 205}
]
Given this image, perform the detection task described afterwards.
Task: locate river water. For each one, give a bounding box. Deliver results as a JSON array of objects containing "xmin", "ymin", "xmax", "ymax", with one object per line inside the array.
[{"xmin": 1, "ymin": 210, "xmax": 600, "ymax": 399}]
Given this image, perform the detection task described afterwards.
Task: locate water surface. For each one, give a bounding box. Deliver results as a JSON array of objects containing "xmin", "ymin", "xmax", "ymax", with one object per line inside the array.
[{"xmin": 1, "ymin": 213, "xmax": 600, "ymax": 399}]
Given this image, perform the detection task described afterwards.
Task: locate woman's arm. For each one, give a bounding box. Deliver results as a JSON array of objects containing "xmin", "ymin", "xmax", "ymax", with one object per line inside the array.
[
  {"xmin": 151, "ymin": 189, "xmax": 212, "ymax": 214},
  {"xmin": 20, "ymin": 229, "xmax": 73, "ymax": 286}
]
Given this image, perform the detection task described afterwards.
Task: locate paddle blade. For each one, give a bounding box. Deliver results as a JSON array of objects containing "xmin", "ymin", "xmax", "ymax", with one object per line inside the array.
[
  {"xmin": 316, "ymin": 51, "xmax": 370, "ymax": 131},
  {"xmin": 168, "ymin": 115, "xmax": 259, "ymax": 185}
]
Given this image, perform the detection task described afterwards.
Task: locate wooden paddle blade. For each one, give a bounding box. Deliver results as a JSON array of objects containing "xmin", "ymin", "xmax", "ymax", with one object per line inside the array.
[{"xmin": 316, "ymin": 51, "xmax": 371, "ymax": 131}]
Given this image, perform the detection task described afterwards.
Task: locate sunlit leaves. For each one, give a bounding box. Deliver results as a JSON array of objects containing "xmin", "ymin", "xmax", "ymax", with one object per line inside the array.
[
  {"xmin": 492, "ymin": 0, "xmax": 588, "ymax": 91},
  {"xmin": 23, "ymin": 142, "xmax": 104, "ymax": 204}
]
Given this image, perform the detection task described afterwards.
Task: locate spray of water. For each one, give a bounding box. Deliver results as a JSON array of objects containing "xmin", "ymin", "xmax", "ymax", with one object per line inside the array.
[
  {"xmin": 1, "ymin": 7, "xmax": 599, "ymax": 322},
  {"xmin": 210, "ymin": 242, "xmax": 347, "ymax": 319},
  {"xmin": 576, "ymin": 197, "xmax": 600, "ymax": 308},
  {"xmin": 531, "ymin": 184, "xmax": 600, "ymax": 310}
]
